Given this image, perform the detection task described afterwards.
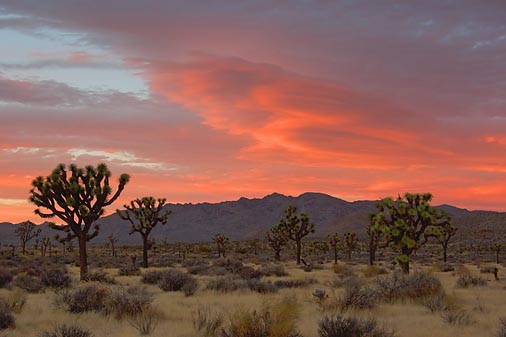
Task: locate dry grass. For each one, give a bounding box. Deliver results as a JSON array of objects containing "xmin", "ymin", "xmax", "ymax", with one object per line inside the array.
[{"xmin": 0, "ymin": 262, "xmax": 505, "ymax": 337}]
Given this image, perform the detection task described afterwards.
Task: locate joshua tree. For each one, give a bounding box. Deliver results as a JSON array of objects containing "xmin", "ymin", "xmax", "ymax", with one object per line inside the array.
[
  {"xmin": 14, "ymin": 220, "xmax": 41, "ymax": 254},
  {"xmin": 278, "ymin": 206, "xmax": 315, "ymax": 265},
  {"xmin": 266, "ymin": 224, "xmax": 289, "ymax": 261},
  {"xmin": 369, "ymin": 193, "xmax": 451, "ymax": 274},
  {"xmin": 366, "ymin": 224, "xmax": 382, "ymax": 265},
  {"xmin": 41, "ymin": 236, "xmax": 52, "ymax": 257},
  {"xmin": 29, "ymin": 163, "xmax": 129, "ymax": 280},
  {"xmin": 426, "ymin": 223, "xmax": 458, "ymax": 263},
  {"xmin": 108, "ymin": 233, "xmax": 118, "ymax": 257},
  {"xmin": 328, "ymin": 233, "xmax": 340, "ymax": 264},
  {"xmin": 213, "ymin": 233, "xmax": 229, "ymax": 258},
  {"xmin": 54, "ymin": 234, "xmax": 67, "ymax": 255},
  {"xmin": 493, "ymin": 243, "xmax": 503, "ymax": 264},
  {"xmin": 343, "ymin": 232, "xmax": 358, "ymax": 260},
  {"xmin": 116, "ymin": 197, "xmax": 171, "ymax": 268}
]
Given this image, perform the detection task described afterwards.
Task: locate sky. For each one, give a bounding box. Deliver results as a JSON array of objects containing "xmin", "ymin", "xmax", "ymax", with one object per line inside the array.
[{"xmin": 0, "ymin": 0, "xmax": 506, "ymax": 223}]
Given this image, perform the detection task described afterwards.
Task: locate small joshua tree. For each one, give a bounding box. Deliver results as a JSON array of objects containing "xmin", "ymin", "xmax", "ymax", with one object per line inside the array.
[
  {"xmin": 343, "ymin": 232, "xmax": 358, "ymax": 260},
  {"xmin": 328, "ymin": 233, "xmax": 340, "ymax": 264},
  {"xmin": 108, "ymin": 233, "xmax": 118, "ymax": 257},
  {"xmin": 29, "ymin": 163, "xmax": 129, "ymax": 280},
  {"xmin": 426, "ymin": 223, "xmax": 458, "ymax": 263},
  {"xmin": 213, "ymin": 233, "xmax": 229, "ymax": 258},
  {"xmin": 369, "ymin": 193, "xmax": 451, "ymax": 274},
  {"xmin": 267, "ymin": 224, "xmax": 289, "ymax": 261},
  {"xmin": 493, "ymin": 243, "xmax": 504, "ymax": 264},
  {"xmin": 14, "ymin": 220, "xmax": 41, "ymax": 254},
  {"xmin": 278, "ymin": 206, "xmax": 315, "ymax": 265},
  {"xmin": 366, "ymin": 224, "xmax": 382, "ymax": 265},
  {"xmin": 116, "ymin": 197, "xmax": 171, "ymax": 268}
]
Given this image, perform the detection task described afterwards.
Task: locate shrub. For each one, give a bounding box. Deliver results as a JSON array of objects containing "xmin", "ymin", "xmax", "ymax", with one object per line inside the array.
[
  {"xmin": 41, "ymin": 268, "xmax": 71, "ymax": 289},
  {"xmin": 128, "ymin": 307, "xmax": 164, "ymax": 336},
  {"xmin": 339, "ymin": 281, "xmax": 377, "ymax": 311},
  {"xmin": 246, "ymin": 279, "xmax": 278, "ymax": 294},
  {"xmin": 259, "ymin": 264, "xmax": 288, "ymax": 277},
  {"xmin": 141, "ymin": 270, "xmax": 165, "ymax": 284},
  {"xmin": 39, "ymin": 324, "xmax": 93, "ymax": 337},
  {"xmin": 456, "ymin": 275, "xmax": 487, "ymax": 288},
  {"xmin": 0, "ymin": 269, "xmax": 12, "ymax": 288},
  {"xmin": 332, "ymin": 264, "xmax": 354, "ymax": 277},
  {"xmin": 117, "ymin": 266, "xmax": 141, "ymax": 276},
  {"xmin": 238, "ymin": 266, "xmax": 262, "ymax": 280},
  {"xmin": 4, "ymin": 289, "xmax": 27, "ymax": 314},
  {"xmin": 275, "ymin": 278, "xmax": 316, "ymax": 289},
  {"xmin": 158, "ymin": 270, "xmax": 195, "ymax": 292},
  {"xmin": 318, "ymin": 315, "xmax": 394, "ymax": 337},
  {"xmin": 212, "ymin": 259, "xmax": 244, "ymax": 274},
  {"xmin": 223, "ymin": 296, "xmax": 300, "ymax": 337},
  {"xmin": 13, "ymin": 274, "xmax": 44, "ymax": 293},
  {"xmin": 440, "ymin": 310, "xmax": 473, "ymax": 325},
  {"xmin": 363, "ymin": 265, "xmax": 388, "ymax": 278},
  {"xmin": 0, "ymin": 300, "xmax": 15, "ymax": 330},
  {"xmin": 497, "ymin": 318, "xmax": 506, "ymax": 337},
  {"xmin": 182, "ymin": 278, "xmax": 199, "ymax": 297},
  {"xmin": 206, "ymin": 276, "xmax": 247, "ymax": 293},
  {"xmin": 104, "ymin": 286, "xmax": 154, "ymax": 320},
  {"xmin": 192, "ymin": 307, "xmax": 224, "ymax": 337},
  {"xmin": 375, "ymin": 271, "xmax": 443, "ymax": 303},
  {"xmin": 88, "ymin": 270, "xmax": 116, "ymax": 284},
  {"xmin": 61, "ymin": 285, "xmax": 110, "ymax": 313}
]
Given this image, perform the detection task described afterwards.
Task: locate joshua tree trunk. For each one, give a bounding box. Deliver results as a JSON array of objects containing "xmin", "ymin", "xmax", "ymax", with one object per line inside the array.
[
  {"xmin": 334, "ymin": 247, "xmax": 338, "ymax": 264},
  {"xmin": 78, "ymin": 234, "xmax": 88, "ymax": 281},
  {"xmin": 296, "ymin": 241, "xmax": 302, "ymax": 265},
  {"xmin": 443, "ymin": 242, "xmax": 448, "ymax": 263},
  {"xmin": 142, "ymin": 234, "xmax": 149, "ymax": 268},
  {"xmin": 275, "ymin": 249, "xmax": 281, "ymax": 261}
]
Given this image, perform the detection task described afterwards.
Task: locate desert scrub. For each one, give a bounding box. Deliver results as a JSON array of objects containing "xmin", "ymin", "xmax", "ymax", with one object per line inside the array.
[
  {"xmin": 157, "ymin": 269, "xmax": 196, "ymax": 292},
  {"xmin": 259, "ymin": 264, "xmax": 288, "ymax": 277},
  {"xmin": 339, "ymin": 280, "xmax": 377, "ymax": 311},
  {"xmin": 375, "ymin": 271, "xmax": 443, "ymax": 303},
  {"xmin": 56, "ymin": 284, "xmax": 110, "ymax": 313},
  {"xmin": 12, "ymin": 273, "xmax": 45, "ymax": 293},
  {"xmin": 275, "ymin": 278, "xmax": 316, "ymax": 289},
  {"xmin": 332, "ymin": 264, "xmax": 355, "ymax": 277},
  {"xmin": 0, "ymin": 268, "xmax": 12, "ymax": 288},
  {"xmin": 223, "ymin": 296, "xmax": 301, "ymax": 337},
  {"xmin": 497, "ymin": 318, "xmax": 506, "ymax": 337},
  {"xmin": 318, "ymin": 315, "xmax": 394, "ymax": 337},
  {"xmin": 41, "ymin": 267, "xmax": 71, "ymax": 289},
  {"xmin": 456, "ymin": 275, "xmax": 487, "ymax": 288},
  {"xmin": 39, "ymin": 324, "xmax": 93, "ymax": 337},
  {"xmin": 104, "ymin": 286, "xmax": 154, "ymax": 320},
  {"xmin": 0, "ymin": 299, "xmax": 15, "ymax": 330},
  {"xmin": 363, "ymin": 265, "xmax": 388, "ymax": 278},
  {"xmin": 440, "ymin": 310, "xmax": 473, "ymax": 325},
  {"xmin": 128, "ymin": 307, "xmax": 164, "ymax": 336},
  {"xmin": 88, "ymin": 270, "xmax": 116, "ymax": 284},
  {"xmin": 192, "ymin": 307, "xmax": 224, "ymax": 337}
]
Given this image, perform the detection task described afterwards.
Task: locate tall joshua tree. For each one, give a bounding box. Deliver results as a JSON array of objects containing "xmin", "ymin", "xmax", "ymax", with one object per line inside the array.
[
  {"xmin": 278, "ymin": 206, "xmax": 315, "ymax": 265},
  {"xmin": 369, "ymin": 193, "xmax": 451, "ymax": 274},
  {"xmin": 108, "ymin": 233, "xmax": 118, "ymax": 257},
  {"xmin": 343, "ymin": 232, "xmax": 358, "ymax": 260},
  {"xmin": 492, "ymin": 243, "xmax": 503, "ymax": 264},
  {"xmin": 14, "ymin": 220, "xmax": 41, "ymax": 254},
  {"xmin": 29, "ymin": 163, "xmax": 129, "ymax": 280},
  {"xmin": 366, "ymin": 224, "xmax": 382, "ymax": 266},
  {"xmin": 116, "ymin": 197, "xmax": 171, "ymax": 268},
  {"xmin": 213, "ymin": 233, "xmax": 229, "ymax": 258},
  {"xmin": 267, "ymin": 224, "xmax": 289, "ymax": 261},
  {"xmin": 328, "ymin": 233, "xmax": 340, "ymax": 264}
]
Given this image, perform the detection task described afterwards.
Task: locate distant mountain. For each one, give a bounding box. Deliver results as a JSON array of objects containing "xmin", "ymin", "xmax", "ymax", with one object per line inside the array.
[{"xmin": 0, "ymin": 193, "xmax": 505, "ymax": 245}]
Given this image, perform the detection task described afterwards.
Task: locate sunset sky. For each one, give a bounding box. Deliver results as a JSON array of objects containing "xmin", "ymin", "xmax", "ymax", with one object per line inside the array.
[{"xmin": 1, "ymin": 1, "xmax": 506, "ymax": 223}]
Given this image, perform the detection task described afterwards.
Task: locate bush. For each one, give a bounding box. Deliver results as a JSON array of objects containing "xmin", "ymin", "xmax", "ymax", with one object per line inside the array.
[
  {"xmin": 117, "ymin": 266, "xmax": 141, "ymax": 276},
  {"xmin": 128, "ymin": 307, "xmax": 164, "ymax": 336},
  {"xmin": 238, "ymin": 266, "xmax": 262, "ymax": 280},
  {"xmin": 497, "ymin": 318, "xmax": 506, "ymax": 337},
  {"xmin": 41, "ymin": 268, "xmax": 71, "ymax": 289},
  {"xmin": 246, "ymin": 279, "xmax": 278, "ymax": 294},
  {"xmin": 259, "ymin": 264, "xmax": 288, "ymax": 277},
  {"xmin": 339, "ymin": 281, "xmax": 377, "ymax": 311},
  {"xmin": 224, "ymin": 296, "xmax": 300, "ymax": 337},
  {"xmin": 375, "ymin": 271, "xmax": 443, "ymax": 303},
  {"xmin": 440, "ymin": 310, "xmax": 473, "ymax": 325},
  {"xmin": 39, "ymin": 324, "xmax": 93, "ymax": 337},
  {"xmin": 0, "ymin": 300, "xmax": 15, "ymax": 330},
  {"xmin": 275, "ymin": 278, "xmax": 316, "ymax": 289},
  {"xmin": 192, "ymin": 307, "xmax": 224, "ymax": 337},
  {"xmin": 206, "ymin": 276, "xmax": 247, "ymax": 293},
  {"xmin": 4, "ymin": 289, "xmax": 27, "ymax": 314},
  {"xmin": 158, "ymin": 270, "xmax": 195, "ymax": 292},
  {"xmin": 60, "ymin": 285, "xmax": 110, "ymax": 313},
  {"xmin": 212, "ymin": 259, "xmax": 244, "ymax": 274},
  {"xmin": 0, "ymin": 269, "xmax": 12, "ymax": 288},
  {"xmin": 104, "ymin": 286, "xmax": 154, "ymax": 320},
  {"xmin": 141, "ymin": 270, "xmax": 165, "ymax": 284},
  {"xmin": 13, "ymin": 274, "xmax": 44, "ymax": 293},
  {"xmin": 363, "ymin": 265, "xmax": 388, "ymax": 278},
  {"xmin": 318, "ymin": 315, "xmax": 394, "ymax": 337},
  {"xmin": 456, "ymin": 275, "xmax": 487, "ymax": 288},
  {"xmin": 182, "ymin": 278, "xmax": 199, "ymax": 297},
  {"xmin": 88, "ymin": 270, "xmax": 116, "ymax": 284},
  {"xmin": 332, "ymin": 264, "xmax": 354, "ymax": 277}
]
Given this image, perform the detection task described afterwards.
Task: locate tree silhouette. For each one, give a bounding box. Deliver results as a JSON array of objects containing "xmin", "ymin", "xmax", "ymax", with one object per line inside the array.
[
  {"xmin": 14, "ymin": 220, "xmax": 41, "ymax": 254},
  {"xmin": 116, "ymin": 197, "xmax": 171, "ymax": 268},
  {"xmin": 29, "ymin": 163, "xmax": 129, "ymax": 280},
  {"xmin": 278, "ymin": 206, "xmax": 315, "ymax": 265}
]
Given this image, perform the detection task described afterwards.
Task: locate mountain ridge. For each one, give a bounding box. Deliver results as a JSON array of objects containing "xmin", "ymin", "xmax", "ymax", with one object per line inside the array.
[{"xmin": 0, "ymin": 192, "xmax": 503, "ymax": 245}]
